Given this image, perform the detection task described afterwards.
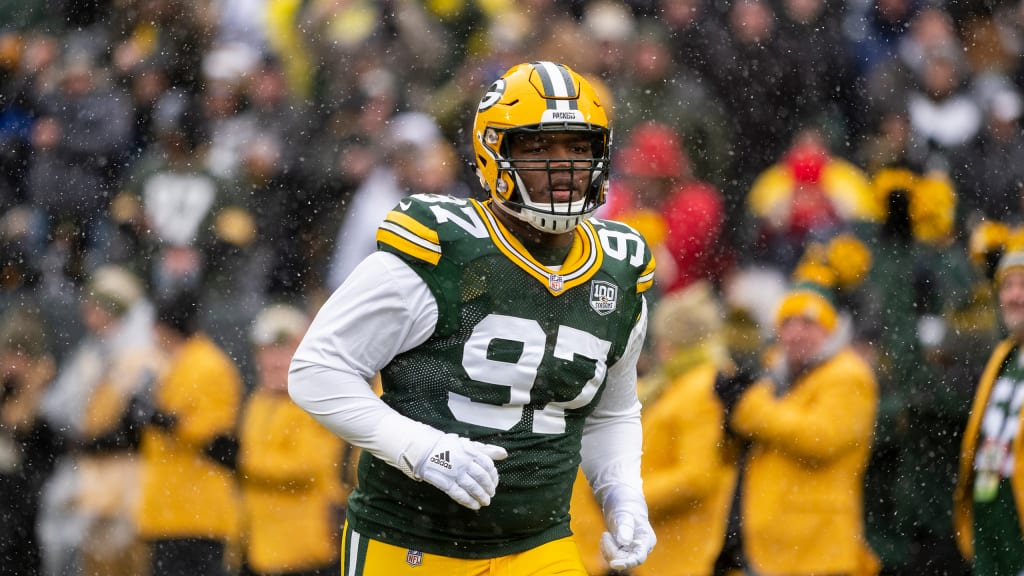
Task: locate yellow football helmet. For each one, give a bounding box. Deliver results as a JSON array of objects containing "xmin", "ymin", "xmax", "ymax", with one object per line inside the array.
[{"xmin": 473, "ymin": 61, "xmax": 610, "ymax": 234}]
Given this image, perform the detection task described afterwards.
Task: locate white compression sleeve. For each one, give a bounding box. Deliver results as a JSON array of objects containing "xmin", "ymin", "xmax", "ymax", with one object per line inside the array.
[
  {"xmin": 580, "ymin": 297, "xmax": 648, "ymax": 506},
  {"xmin": 288, "ymin": 251, "xmax": 442, "ymax": 477}
]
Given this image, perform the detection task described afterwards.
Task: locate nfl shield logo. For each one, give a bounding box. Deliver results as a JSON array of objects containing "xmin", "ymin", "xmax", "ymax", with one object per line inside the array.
[
  {"xmin": 549, "ymin": 273, "xmax": 564, "ymax": 292},
  {"xmin": 590, "ymin": 281, "xmax": 618, "ymax": 315},
  {"xmin": 406, "ymin": 549, "xmax": 423, "ymax": 567}
]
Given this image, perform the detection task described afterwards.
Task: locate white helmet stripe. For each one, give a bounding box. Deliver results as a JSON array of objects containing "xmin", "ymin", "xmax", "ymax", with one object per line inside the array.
[{"xmin": 533, "ymin": 61, "xmax": 577, "ymax": 112}]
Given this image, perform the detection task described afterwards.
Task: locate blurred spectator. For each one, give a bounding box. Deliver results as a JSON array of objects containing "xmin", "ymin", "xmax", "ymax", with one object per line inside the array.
[
  {"xmin": 859, "ymin": 166, "xmax": 974, "ymax": 575},
  {"xmin": 201, "ymin": 74, "xmax": 259, "ymax": 182},
  {"xmin": 843, "ymin": 0, "xmax": 921, "ymax": 81},
  {"xmin": 857, "ymin": 4, "xmax": 955, "ymax": 122},
  {"xmin": 26, "ymin": 54, "xmax": 133, "ymax": 284},
  {"xmin": 36, "ymin": 265, "xmax": 163, "ymax": 576},
  {"xmin": 719, "ymin": 266, "xmax": 789, "ymax": 376},
  {"xmin": 0, "ymin": 32, "xmax": 33, "ymax": 213},
  {"xmin": 0, "ymin": 307, "xmax": 56, "ymax": 576},
  {"xmin": 601, "ymin": 121, "xmax": 729, "ymax": 295},
  {"xmin": 134, "ymin": 288, "xmax": 243, "ymax": 576},
  {"xmin": 109, "ymin": 0, "xmax": 214, "ymax": 93},
  {"xmin": 700, "ymin": 0, "xmax": 807, "ymax": 202},
  {"xmin": 238, "ymin": 303, "xmax": 346, "ymax": 576},
  {"xmin": 572, "ymin": 281, "xmax": 740, "ymax": 576},
  {"xmin": 302, "ymin": 0, "xmax": 445, "ymax": 113},
  {"xmin": 953, "ymin": 247, "xmax": 1024, "ymax": 575},
  {"xmin": 119, "ymin": 58, "xmax": 173, "ymax": 165},
  {"xmin": 745, "ymin": 127, "xmax": 879, "ymax": 271},
  {"xmin": 904, "ymin": 42, "xmax": 983, "ymax": 174},
  {"xmin": 656, "ymin": 0, "xmax": 732, "ymax": 100},
  {"xmin": 721, "ymin": 270, "xmax": 879, "ymax": 576},
  {"xmin": 950, "ymin": 86, "xmax": 1024, "ymax": 225},
  {"xmin": 604, "ymin": 16, "xmax": 733, "ymax": 188},
  {"xmin": 325, "ymin": 111, "xmax": 452, "ymax": 290},
  {"xmin": 855, "ymin": 110, "xmax": 918, "ymax": 176},
  {"xmin": 775, "ymin": 0, "xmax": 863, "ymax": 143},
  {"xmin": 113, "ymin": 88, "xmax": 219, "ymax": 297}
]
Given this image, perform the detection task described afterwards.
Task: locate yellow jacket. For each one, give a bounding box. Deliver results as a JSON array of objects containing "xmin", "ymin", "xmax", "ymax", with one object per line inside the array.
[
  {"xmin": 733, "ymin": 348, "xmax": 878, "ymax": 575},
  {"xmin": 571, "ymin": 363, "xmax": 739, "ymax": 575},
  {"xmin": 136, "ymin": 334, "xmax": 243, "ymax": 540},
  {"xmin": 638, "ymin": 363, "xmax": 739, "ymax": 576},
  {"xmin": 238, "ymin": 389, "xmax": 347, "ymax": 573},
  {"xmin": 953, "ymin": 338, "xmax": 1024, "ymax": 559}
]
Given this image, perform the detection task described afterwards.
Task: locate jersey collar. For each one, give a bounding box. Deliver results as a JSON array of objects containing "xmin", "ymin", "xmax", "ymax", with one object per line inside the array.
[{"xmin": 475, "ymin": 200, "xmax": 603, "ymax": 296}]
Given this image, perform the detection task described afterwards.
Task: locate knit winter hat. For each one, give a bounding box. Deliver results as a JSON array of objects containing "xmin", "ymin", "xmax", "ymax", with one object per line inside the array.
[
  {"xmin": 85, "ymin": 265, "xmax": 144, "ymax": 317},
  {"xmin": 774, "ymin": 283, "xmax": 838, "ymax": 332},
  {"xmin": 251, "ymin": 303, "xmax": 308, "ymax": 346},
  {"xmin": 996, "ymin": 250, "xmax": 1024, "ymax": 286},
  {"xmin": 774, "ymin": 233, "xmax": 872, "ymax": 333}
]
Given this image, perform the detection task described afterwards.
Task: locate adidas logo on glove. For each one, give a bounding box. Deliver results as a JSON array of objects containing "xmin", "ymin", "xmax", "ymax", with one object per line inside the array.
[{"xmin": 430, "ymin": 450, "xmax": 452, "ymax": 470}]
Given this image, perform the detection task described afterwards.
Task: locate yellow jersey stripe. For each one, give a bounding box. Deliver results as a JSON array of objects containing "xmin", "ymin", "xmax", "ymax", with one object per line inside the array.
[
  {"xmin": 636, "ymin": 255, "xmax": 656, "ymax": 293},
  {"xmin": 376, "ymin": 228, "xmax": 442, "ymax": 265},
  {"xmin": 384, "ymin": 210, "xmax": 440, "ymax": 246}
]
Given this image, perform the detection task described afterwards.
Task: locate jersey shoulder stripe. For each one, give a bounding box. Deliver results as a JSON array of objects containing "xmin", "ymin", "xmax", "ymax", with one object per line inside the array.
[
  {"xmin": 638, "ymin": 255, "xmax": 656, "ymax": 294},
  {"xmin": 376, "ymin": 198, "xmax": 442, "ymax": 265}
]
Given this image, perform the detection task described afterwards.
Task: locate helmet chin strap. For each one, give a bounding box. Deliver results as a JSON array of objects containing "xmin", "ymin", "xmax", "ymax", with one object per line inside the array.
[
  {"xmin": 520, "ymin": 196, "xmax": 593, "ymax": 234},
  {"xmin": 493, "ymin": 180, "xmax": 594, "ymax": 235}
]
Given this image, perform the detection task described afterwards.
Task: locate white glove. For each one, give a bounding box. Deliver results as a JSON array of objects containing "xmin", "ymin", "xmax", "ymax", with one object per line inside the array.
[
  {"xmin": 599, "ymin": 486, "xmax": 656, "ymax": 571},
  {"xmin": 414, "ymin": 433, "xmax": 508, "ymax": 510}
]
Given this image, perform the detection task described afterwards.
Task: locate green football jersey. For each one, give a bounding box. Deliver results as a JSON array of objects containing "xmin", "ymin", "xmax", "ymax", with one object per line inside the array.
[{"xmin": 345, "ymin": 194, "xmax": 655, "ymax": 558}]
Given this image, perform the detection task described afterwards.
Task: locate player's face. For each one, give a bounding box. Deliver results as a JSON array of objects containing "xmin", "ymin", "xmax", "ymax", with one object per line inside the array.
[
  {"xmin": 999, "ymin": 269, "xmax": 1024, "ymax": 336},
  {"xmin": 777, "ymin": 315, "xmax": 830, "ymax": 369},
  {"xmin": 507, "ymin": 132, "xmax": 595, "ymax": 205}
]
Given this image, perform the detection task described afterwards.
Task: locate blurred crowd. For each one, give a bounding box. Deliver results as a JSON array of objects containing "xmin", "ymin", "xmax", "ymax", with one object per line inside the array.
[{"xmin": 2, "ymin": 0, "xmax": 1024, "ymax": 574}]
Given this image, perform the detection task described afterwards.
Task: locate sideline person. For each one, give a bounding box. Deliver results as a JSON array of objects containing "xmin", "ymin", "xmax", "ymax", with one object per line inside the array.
[{"xmin": 953, "ymin": 249, "xmax": 1024, "ymax": 575}]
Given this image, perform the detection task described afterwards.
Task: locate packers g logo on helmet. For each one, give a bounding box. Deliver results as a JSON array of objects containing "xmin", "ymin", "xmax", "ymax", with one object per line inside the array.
[
  {"xmin": 478, "ymin": 79, "xmax": 506, "ymax": 111},
  {"xmin": 472, "ymin": 61, "xmax": 610, "ymax": 234}
]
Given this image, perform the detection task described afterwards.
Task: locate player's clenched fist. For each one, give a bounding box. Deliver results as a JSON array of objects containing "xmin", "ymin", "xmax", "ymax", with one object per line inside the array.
[{"xmin": 414, "ymin": 433, "xmax": 508, "ymax": 510}]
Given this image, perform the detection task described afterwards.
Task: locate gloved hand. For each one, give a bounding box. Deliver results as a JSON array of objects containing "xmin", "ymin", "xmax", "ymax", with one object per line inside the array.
[
  {"xmin": 599, "ymin": 486, "xmax": 656, "ymax": 571},
  {"xmin": 713, "ymin": 370, "xmax": 757, "ymax": 415},
  {"xmin": 126, "ymin": 391, "xmax": 176, "ymax": 431},
  {"xmin": 414, "ymin": 433, "xmax": 508, "ymax": 510}
]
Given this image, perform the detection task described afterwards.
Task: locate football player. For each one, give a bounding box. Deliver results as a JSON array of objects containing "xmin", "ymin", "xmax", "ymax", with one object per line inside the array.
[{"xmin": 289, "ymin": 61, "xmax": 657, "ymax": 576}]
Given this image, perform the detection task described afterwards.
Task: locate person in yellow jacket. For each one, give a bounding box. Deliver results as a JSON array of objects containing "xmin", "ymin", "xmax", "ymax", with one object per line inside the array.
[
  {"xmin": 134, "ymin": 288, "xmax": 243, "ymax": 576},
  {"xmin": 571, "ymin": 281, "xmax": 741, "ymax": 576},
  {"xmin": 718, "ymin": 282, "xmax": 879, "ymax": 576},
  {"xmin": 953, "ymin": 249, "xmax": 1024, "ymax": 575},
  {"xmin": 238, "ymin": 303, "xmax": 350, "ymax": 576}
]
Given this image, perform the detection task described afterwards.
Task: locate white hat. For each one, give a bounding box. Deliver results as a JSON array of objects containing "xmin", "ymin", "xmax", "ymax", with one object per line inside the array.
[
  {"xmin": 251, "ymin": 304, "xmax": 308, "ymax": 346},
  {"xmin": 86, "ymin": 265, "xmax": 143, "ymax": 316}
]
